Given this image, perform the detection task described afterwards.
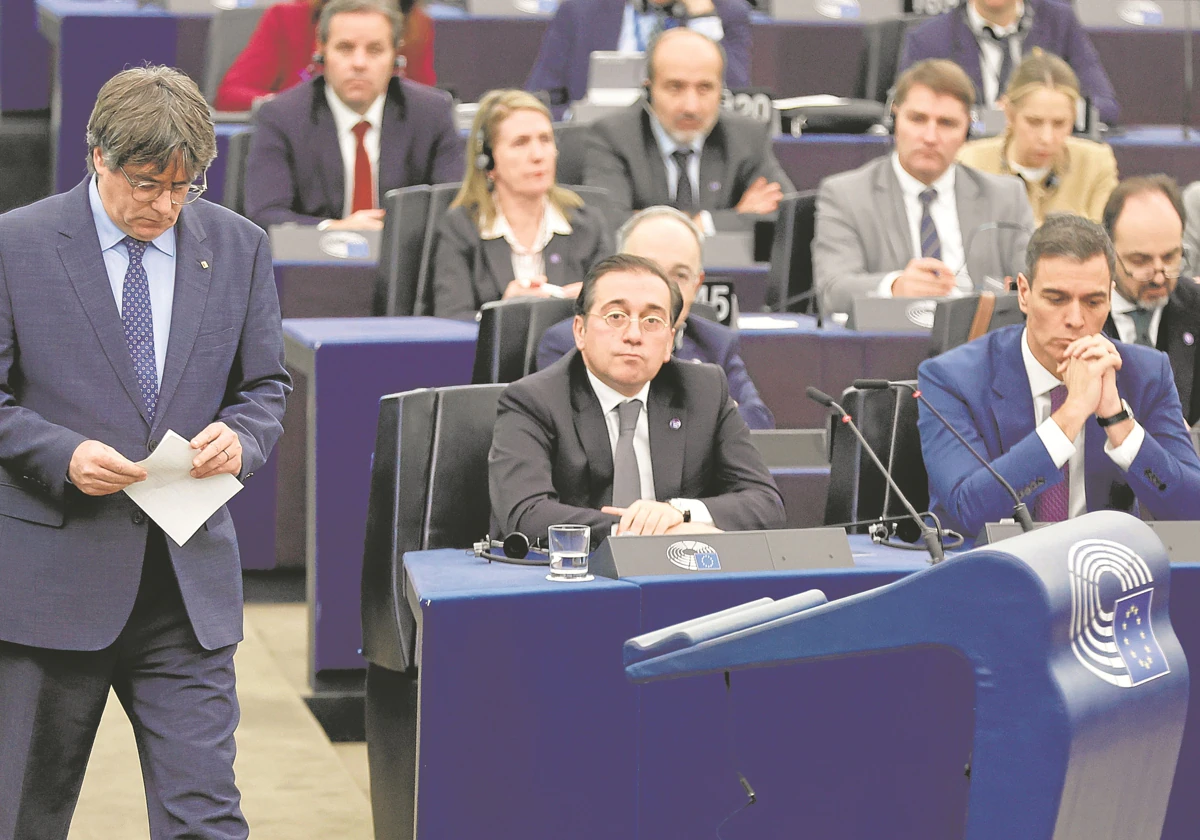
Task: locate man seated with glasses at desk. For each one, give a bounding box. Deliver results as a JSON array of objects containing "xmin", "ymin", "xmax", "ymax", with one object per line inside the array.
[
  {"xmin": 489, "ymin": 253, "xmax": 784, "ymax": 541},
  {"xmin": 813, "ymin": 59, "xmax": 1033, "ymax": 318},
  {"xmin": 535, "ymin": 205, "xmax": 774, "ymax": 429},
  {"xmin": 1101, "ymin": 175, "xmax": 1200, "ymax": 427}
]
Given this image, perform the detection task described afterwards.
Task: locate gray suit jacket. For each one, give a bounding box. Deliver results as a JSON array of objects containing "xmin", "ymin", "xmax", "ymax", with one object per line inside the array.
[
  {"xmin": 245, "ymin": 76, "xmax": 463, "ymax": 227},
  {"xmin": 431, "ymin": 203, "xmax": 613, "ymax": 319},
  {"xmin": 0, "ymin": 181, "xmax": 291, "ymax": 652},
  {"xmin": 582, "ymin": 103, "xmax": 794, "ymax": 228},
  {"xmin": 489, "ymin": 350, "xmax": 785, "ymax": 540},
  {"xmin": 813, "ymin": 156, "xmax": 1034, "ymax": 316}
]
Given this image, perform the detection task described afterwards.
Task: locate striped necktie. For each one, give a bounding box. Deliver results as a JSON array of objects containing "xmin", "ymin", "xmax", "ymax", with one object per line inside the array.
[{"xmin": 918, "ymin": 188, "xmax": 942, "ymax": 261}]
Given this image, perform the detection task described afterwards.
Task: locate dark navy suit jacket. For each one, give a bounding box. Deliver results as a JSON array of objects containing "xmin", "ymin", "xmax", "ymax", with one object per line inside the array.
[
  {"xmin": 245, "ymin": 76, "xmax": 463, "ymax": 227},
  {"xmin": 918, "ymin": 324, "xmax": 1200, "ymax": 539},
  {"xmin": 0, "ymin": 181, "xmax": 290, "ymax": 652},
  {"xmin": 524, "ymin": 0, "xmax": 751, "ymax": 105},
  {"xmin": 537, "ymin": 312, "xmax": 774, "ymax": 429},
  {"xmin": 899, "ymin": 0, "xmax": 1119, "ymax": 125}
]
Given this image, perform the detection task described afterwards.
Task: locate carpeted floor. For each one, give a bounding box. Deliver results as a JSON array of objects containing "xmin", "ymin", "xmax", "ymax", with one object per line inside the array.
[{"xmin": 66, "ymin": 603, "xmax": 372, "ymax": 839}]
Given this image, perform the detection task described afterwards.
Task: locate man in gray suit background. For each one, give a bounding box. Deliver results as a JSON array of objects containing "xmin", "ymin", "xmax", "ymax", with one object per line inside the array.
[
  {"xmin": 813, "ymin": 59, "xmax": 1033, "ymax": 317},
  {"xmin": 583, "ymin": 29, "xmax": 793, "ymax": 231},
  {"xmin": 0, "ymin": 67, "xmax": 290, "ymax": 839},
  {"xmin": 490, "ymin": 253, "xmax": 784, "ymax": 541}
]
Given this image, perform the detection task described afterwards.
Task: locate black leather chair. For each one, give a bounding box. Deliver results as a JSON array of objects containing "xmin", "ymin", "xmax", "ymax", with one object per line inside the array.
[
  {"xmin": 858, "ymin": 15, "xmax": 928, "ymax": 103},
  {"xmin": 361, "ymin": 383, "xmax": 504, "ymax": 840},
  {"xmin": 472, "ymin": 296, "xmax": 577, "ymax": 384},
  {"xmin": 553, "ymin": 121, "xmax": 590, "ymax": 185},
  {"xmin": 823, "ymin": 382, "xmax": 929, "ymax": 539},
  {"xmin": 374, "ymin": 185, "xmax": 432, "ymax": 316},
  {"xmin": 927, "ymin": 292, "xmax": 1025, "ymax": 357},
  {"xmin": 764, "ymin": 191, "xmax": 818, "ymax": 315},
  {"xmin": 219, "ymin": 129, "xmax": 253, "ymax": 217},
  {"xmin": 417, "ymin": 184, "xmax": 615, "ymax": 318}
]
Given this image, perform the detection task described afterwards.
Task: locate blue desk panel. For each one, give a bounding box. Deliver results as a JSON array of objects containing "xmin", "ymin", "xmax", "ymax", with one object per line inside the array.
[{"xmin": 405, "ymin": 541, "xmax": 1200, "ymax": 839}]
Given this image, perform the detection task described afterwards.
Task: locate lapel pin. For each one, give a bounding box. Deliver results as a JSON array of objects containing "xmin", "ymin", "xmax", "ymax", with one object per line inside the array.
[
  {"xmin": 709, "ymin": 181, "xmax": 720, "ymax": 192},
  {"xmin": 669, "ymin": 418, "xmax": 682, "ymax": 430},
  {"xmin": 1185, "ymin": 332, "xmax": 1195, "ymax": 346},
  {"xmin": 200, "ymin": 260, "xmax": 209, "ymax": 269},
  {"xmin": 549, "ymin": 253, "xmax": 561, "ymax": 264}
]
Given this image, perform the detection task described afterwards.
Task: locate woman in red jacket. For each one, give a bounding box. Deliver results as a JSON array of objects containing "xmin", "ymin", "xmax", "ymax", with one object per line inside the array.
[{"xmin": 215, "ymin": 0, "xmax": 436, "ymax": 111}]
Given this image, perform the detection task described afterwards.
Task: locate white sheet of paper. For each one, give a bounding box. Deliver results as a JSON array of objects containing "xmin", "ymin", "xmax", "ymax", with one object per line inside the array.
[
  {"xmin": 737, "ymin": 315, "xmax": 804, "ymax": 330},
  {"xmin": 123, "ymin": 429, "xmax": 243, "ymax": 546}
]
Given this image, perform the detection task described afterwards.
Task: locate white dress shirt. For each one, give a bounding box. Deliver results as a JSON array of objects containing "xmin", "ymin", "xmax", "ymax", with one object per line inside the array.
[
  {"xmin": 617, "ymin": 3, "xmax": 724, "ymax": 52},
  {"xmin": 325, "ymin": 87, "xmax": 386, "ymax": 218},
  {"xmin": 1110, "ymin": 289, "xmax": 1166, "ymax": 348},
  {"xmin": 586, "ymin": 369, "xmax": 713, "ymax": 523},
  {"xmin": 1022, "ymin": 328, "xmax": 1144, "ymax": 518},
  {"xmin": 966, "ymin": 0, "xmax": 1025, "ymax": 108},
  {"xmin": 480, "ymin": 198, "xmax": 573, "ymax": 285},
  {"xmin": 89, "ymin": 177, "xmax": 175, "ymax": 384},
  {"xmin": 878, "ymin": 155, "xmax": 969, "ymax": 297}
]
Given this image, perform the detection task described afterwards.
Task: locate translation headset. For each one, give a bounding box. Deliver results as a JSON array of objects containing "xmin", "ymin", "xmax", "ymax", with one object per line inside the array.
[
  {"xmin": 473, "ymin": 99, "xmax": 496, "ymax": 173},
  {"xmin": 634, "ymin": 0, "xmax": 690, "ymax": 21},
  {"xmin": 471, "ymin": 533, "xmax": 552, "ymax": 566}
]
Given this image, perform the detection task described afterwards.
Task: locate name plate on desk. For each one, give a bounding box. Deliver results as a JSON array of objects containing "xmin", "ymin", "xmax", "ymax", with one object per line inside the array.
[
  {"xmin": 847, "ymin": 296, "xmax": 941, "ymax": 332},
  {"xmin": 981, "ymin": 520, "xmax": 1200, "ymax": 564},
  {"xmin": 590, "ymin": 527, "xmax": 852, "ymax": 579},
  {"xmin": 268, "ymin": 224, "xmax": 381, "ymax": 263}
]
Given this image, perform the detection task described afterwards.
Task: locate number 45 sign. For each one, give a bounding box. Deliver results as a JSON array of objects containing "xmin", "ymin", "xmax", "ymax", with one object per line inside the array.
[{"xmin": 695, "ymin": 281, "xmax": 737, "ymax": 327}]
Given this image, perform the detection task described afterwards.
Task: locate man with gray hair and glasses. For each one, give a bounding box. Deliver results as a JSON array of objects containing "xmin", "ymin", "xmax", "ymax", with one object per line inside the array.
[
  {"xmin": 918, "ymin": 214, "xmax": 1200, "ymax": 541},
  {"xmin": 1100, "ymin": 175, "xmax": 1200, "ymax": 426},
  {"xmin": 0, "ymin": 67, "xmax": 290, "ymax": 839},
  {"xmin": 537, "ymin": 205, "xmax": 774, "ymax": 428}
]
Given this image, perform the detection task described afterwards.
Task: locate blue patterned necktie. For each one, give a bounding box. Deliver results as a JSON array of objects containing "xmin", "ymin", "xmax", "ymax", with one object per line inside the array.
[
  {"xmin": 121, "ymin": 236, "xmax": 158, "ymax": 420},
  {"xmin": 1034, "ymin": 385, "xmax": 1070, "ymax": 523},
  {"xmin": 918, "ymin": 188, "xmax": 942, "ymax": 261}
]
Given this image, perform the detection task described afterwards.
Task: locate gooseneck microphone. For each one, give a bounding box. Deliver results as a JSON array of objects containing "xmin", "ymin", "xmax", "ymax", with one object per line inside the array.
[
  {"xmin": 854, "ymin": 379, "xmax": 1035, "ymax": 533},
  {"xmin": 806, "ymin": 387, "xmax": 946, "ymax": 564}
]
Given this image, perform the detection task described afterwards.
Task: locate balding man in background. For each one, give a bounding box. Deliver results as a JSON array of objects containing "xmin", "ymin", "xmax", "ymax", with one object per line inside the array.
[{"xmin": 583, "ymin": 29, "xmax": 792, "ymax": 231}]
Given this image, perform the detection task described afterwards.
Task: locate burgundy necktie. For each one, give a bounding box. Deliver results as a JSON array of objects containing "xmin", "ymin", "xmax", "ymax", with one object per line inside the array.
[
  {"xmin": 1034, "ymin": 384, "xmax": 1070, "ymax": 522},
  {"xmin": 351, "ymin": 120, "xmax": 374, "ymax": 213}
]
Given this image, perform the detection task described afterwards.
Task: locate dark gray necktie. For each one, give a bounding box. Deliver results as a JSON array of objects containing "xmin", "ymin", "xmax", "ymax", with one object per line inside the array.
[
  {"xmin": 918, "ymin": 188, "xmax": 942, "ymax": 261},
  {"xmin": 671, "ymin": 150, "xmax": 695, "ymax": 214},
  {"xmin": 983, "ymin": 26, "xmax": 1015, "ymax": 96},
  {"xmin": 1130, "ymin": 307, "xmax": 1155, "ymax": 347},
  {"xmin": 611, "ymin": 399, "xmax": 643, "ymax": 508}
]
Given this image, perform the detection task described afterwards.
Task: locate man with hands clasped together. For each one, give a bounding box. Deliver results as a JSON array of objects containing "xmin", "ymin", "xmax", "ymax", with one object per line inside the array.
[
  {"xmin": 489, "ymin": 253, "xmax": 784, "ymax": 541},
  {"xmin": 918, "ymin": 214, "xmax": 1200, "ymax": 541}
]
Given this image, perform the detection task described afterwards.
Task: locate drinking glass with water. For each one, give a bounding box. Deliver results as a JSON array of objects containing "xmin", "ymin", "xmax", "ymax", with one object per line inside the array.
[{"xmin": 547, "ymin": 524, "xmax": 592, "ymax": 582}]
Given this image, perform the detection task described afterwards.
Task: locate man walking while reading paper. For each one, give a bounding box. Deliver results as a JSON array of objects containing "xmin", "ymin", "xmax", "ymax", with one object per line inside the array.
[{"xmin": 0, "ymin": 67, "xmax": 290, "ymax": 840}]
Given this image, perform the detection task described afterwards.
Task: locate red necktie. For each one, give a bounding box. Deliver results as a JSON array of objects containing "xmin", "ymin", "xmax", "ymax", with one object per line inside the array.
[
  {"xmin": 1034, "ymin": 385, "xmax": 1070, "ymax": 522},
  {"xmin": 351, "ymin": 120, "xmax": 374, "ymax": 213}
]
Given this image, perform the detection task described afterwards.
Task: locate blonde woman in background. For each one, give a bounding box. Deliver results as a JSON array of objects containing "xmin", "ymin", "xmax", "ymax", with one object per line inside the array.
[
  {"xmin": 958, "ymin": 49, "xmax": 1118, "ymax": 224},
  {"xmin": 431, "ymin": 89, "xmax": 613, "ymax": 319}
]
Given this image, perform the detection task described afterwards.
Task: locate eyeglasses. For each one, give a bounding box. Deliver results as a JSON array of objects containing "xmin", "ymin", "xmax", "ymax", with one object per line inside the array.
[
  {"xmin": 587, "ymin": 310, "xmax": 671, "ymax": 334},
  {"xmin": 1116, "ymin": 250, "xmax": 1186, "ymax": 284},
  {"xmin": 119, "ymin": 166, "xmax": 208, "ymax": 205}
]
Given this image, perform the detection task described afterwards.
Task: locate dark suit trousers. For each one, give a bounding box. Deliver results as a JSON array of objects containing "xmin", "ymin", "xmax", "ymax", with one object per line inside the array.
[{"xmin": 0, "ymin": 527, "xmax": 246, "ymax": 840}]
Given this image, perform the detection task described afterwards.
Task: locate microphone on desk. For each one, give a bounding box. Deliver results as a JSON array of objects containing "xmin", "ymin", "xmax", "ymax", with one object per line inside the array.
[
  {"xmin": 471, "ymin": 533, "xmax": 552, "ymax": 566},
  {"xmin": 806, "ymin": 386, "xmax": 946, "ymax": 564},
  {"xmin": 853, "ymin": 379, "xmax": 1034, "ymax": 533}
]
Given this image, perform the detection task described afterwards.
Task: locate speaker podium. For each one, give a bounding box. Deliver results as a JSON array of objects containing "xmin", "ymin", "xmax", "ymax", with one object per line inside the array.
[{"xmin": 625, "ymin": 512, "xmax": 1189, "ymax": 840}]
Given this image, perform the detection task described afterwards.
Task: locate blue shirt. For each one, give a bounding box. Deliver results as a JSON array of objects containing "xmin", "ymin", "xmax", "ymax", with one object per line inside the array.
[
  {"xmin": 88, "ymin": 177, "xmax": 176, "ymax": 384},
  {"xmin": 647, "ymin": 114, "xmax": 705, "ymax": 207}
]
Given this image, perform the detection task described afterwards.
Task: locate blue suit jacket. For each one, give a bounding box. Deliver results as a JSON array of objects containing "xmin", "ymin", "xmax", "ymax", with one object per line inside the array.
[
  {"xmin": 245, "ymin": 76, "xmax": 463, "ymax": 227},
  {"xmin": 899, "ymin": 0, "xmax": 1119, "ymax": 125},
  {"xmin": 0, "ymin": 181, "xmax": 291, "ymax": 652},
  {"xmin": 524, "ymin": 0, "xmax": 752, "ymax": 105},
  {"xmin": 536, "ymin": 313, "xmax": 774, "ymax": 429},
  {"xmin": 918, "ymin": 324, "xmax": 1200, "ymax": 539}
]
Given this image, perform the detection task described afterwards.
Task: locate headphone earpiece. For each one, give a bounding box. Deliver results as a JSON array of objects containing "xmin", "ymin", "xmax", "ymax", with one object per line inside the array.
[
  {"xmin": 643, "ymin": 81, "xmax": 653, "ymax": 106},
  {"xmin": 473, "ymin": 100, "xmax": 495, "ymax": 174},
  {"xmin": 311, "ymin": 51, "xmax": 323, "ymax": 65}
]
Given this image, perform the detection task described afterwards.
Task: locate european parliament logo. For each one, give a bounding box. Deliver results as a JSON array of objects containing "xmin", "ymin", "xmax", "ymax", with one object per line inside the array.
[
  {"xmin": 667, "ymin": 541, "xmax": 721, "ymax": 571},
  {"xmin": 1118, "ymin": 1, "xmax": 1165, "ymax": 26},
  {"xmin": 1068, "ymin": 539, "xmax": 1170, "ymax": 688}
]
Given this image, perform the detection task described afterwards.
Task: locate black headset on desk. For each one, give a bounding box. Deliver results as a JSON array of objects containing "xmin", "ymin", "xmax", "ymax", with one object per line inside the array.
[{"xmin": 472, "ymin": 533, "xmax": 552, "ymax": 566}]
